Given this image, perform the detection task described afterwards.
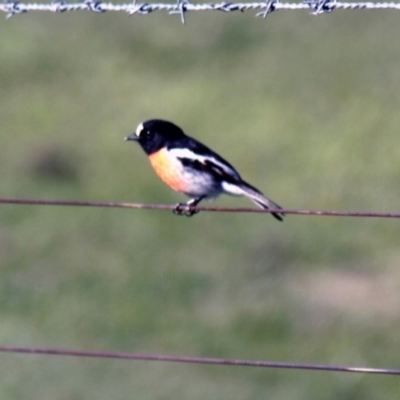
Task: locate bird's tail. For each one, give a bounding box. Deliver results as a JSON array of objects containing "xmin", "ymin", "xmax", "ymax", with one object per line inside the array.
[{"xmin": 239, "ymin": 181, "xmax": 284, "ymax": 222}]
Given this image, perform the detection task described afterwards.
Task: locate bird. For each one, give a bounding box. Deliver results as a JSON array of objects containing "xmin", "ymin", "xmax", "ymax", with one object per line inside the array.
[{"xmin": 125, "ymin": 119, "xmax": 284, "ymax": 221}]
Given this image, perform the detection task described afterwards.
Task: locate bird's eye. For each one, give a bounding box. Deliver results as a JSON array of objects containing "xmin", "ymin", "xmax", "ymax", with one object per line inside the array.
[{"xmin": 143, "ymin": 129, "xmax": 154, "ymax": 140}]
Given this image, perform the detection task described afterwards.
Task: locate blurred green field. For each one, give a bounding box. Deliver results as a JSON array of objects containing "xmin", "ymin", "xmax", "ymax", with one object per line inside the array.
[{"xmin": 1, "ymin": 7, "xmax": 400, "ymax": 399}]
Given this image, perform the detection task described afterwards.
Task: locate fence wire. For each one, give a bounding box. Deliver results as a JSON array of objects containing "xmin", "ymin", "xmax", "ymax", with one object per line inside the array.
[
  {"xmin": 1, "ymin": 346, "xmax": 400, "ymax": 375},
  {"xmin": 1, "ymin": 197, "xmax": 400, "ymax": 218},
  {"xmin": 1, "ymin": 0, "xmax": 400, "ymax": 21}
]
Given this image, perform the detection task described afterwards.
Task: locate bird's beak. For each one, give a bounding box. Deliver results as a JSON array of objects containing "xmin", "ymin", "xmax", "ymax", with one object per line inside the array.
[{"xmin": 124, "ymin": 133, "xmax": 139, "ymax": 141}]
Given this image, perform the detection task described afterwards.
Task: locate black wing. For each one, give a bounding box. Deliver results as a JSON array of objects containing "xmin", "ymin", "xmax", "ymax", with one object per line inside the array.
[{"xmin": 169, "ymin": 136, "xmax": 242, "ymax": 183}]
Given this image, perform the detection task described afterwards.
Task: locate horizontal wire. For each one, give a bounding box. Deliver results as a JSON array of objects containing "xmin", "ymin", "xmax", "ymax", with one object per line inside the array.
[
  {"xmin": 1, "ymin": 0, "xmax": 400, "ymax": 20},
  {"xmin": 0, "ymin": 345, "xmax": 399, "ymax": 375},
  {"xmin": 0, "ymin": 196, "xmax": 399, "ymax": 218}
]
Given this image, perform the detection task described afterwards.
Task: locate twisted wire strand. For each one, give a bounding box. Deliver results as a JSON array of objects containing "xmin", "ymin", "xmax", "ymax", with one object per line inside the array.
[{"xmin": 1, "ymin": 0, "xmax": 400, "ymax": 20}]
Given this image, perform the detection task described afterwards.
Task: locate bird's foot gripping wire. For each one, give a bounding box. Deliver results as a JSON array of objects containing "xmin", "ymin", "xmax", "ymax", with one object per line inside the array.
[
  {"xmin": 172, "ymin": 196, "xmax": 205, "ymax": 217},
  {"xmin": 173, "ymin": 203, "xmax": 199, "ymax": 217}
]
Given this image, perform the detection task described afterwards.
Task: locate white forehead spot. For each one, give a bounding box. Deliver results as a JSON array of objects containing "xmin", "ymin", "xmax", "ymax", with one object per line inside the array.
[{"xmin": 136, "ymin": 123, "xmax": 144, "ymax": 137}]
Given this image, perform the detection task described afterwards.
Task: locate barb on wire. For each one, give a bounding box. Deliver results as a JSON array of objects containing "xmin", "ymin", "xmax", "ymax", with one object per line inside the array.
[
  {"xmin": 168, "ymin": 0, "xmax": 188, "ymax": 23},
  {"xmin": 0, "ymin": 345, "xmax": 399, "ymax": 375},
  {"xmin": 4, "ymin": 0, "xmax": 27, "ymax": 18},
  {"xmin": 1, "ymin": 0, "xmax": 400, "ymax": 19},
  {"xmin": 0, "ymin": 196, "xmax": 399, "ymax": 218},
  {"xmin": 255, "ymin": 0, "xmax": 277, "ymax": 18},
  {"xmin": 52, "ymin": 0, "xmax": 68, "ymax": 12},
  {"xmin": 84, "ymin": 0, "xmax": 105, "ymax": 12},
  {"xmin": 304, "ymin": 0, "xmax": 336, "ymax": 13}
]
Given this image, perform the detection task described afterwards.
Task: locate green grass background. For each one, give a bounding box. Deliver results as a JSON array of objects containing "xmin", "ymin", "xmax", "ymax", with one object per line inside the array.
[{"xmin": 1, "ymin": 7, "xmax": 400, "ymax": 399}]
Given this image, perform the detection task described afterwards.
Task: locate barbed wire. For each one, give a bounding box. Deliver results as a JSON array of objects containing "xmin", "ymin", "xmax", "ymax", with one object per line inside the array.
[
  {"xmin": 0, "ymin": 345, "xmax": 399, "ymax": 375},
  {"xmin": 1, "ymin": 0, "xmax": 400, "ymax": 21},
  {"xmin": 0, "ymin": 196, "xmax": 400, "ymax": 218}
]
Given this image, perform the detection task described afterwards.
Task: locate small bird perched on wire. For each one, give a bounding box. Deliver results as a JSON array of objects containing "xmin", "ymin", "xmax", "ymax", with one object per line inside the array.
[{"xmin": 125, "ymin": 119, "xmax": 284, "ymax": 221}]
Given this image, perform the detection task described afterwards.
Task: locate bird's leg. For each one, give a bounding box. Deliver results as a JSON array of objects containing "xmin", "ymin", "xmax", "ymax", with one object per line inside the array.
[{"xmin": 173, "ymin": 196, "xmax": 205, "ymax": 217}]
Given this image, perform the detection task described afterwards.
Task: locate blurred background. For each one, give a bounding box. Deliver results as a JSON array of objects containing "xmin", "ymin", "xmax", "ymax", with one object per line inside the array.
[{"xmin": 1, "ymin": 5, "xmax": 400, "ymax": 399}]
